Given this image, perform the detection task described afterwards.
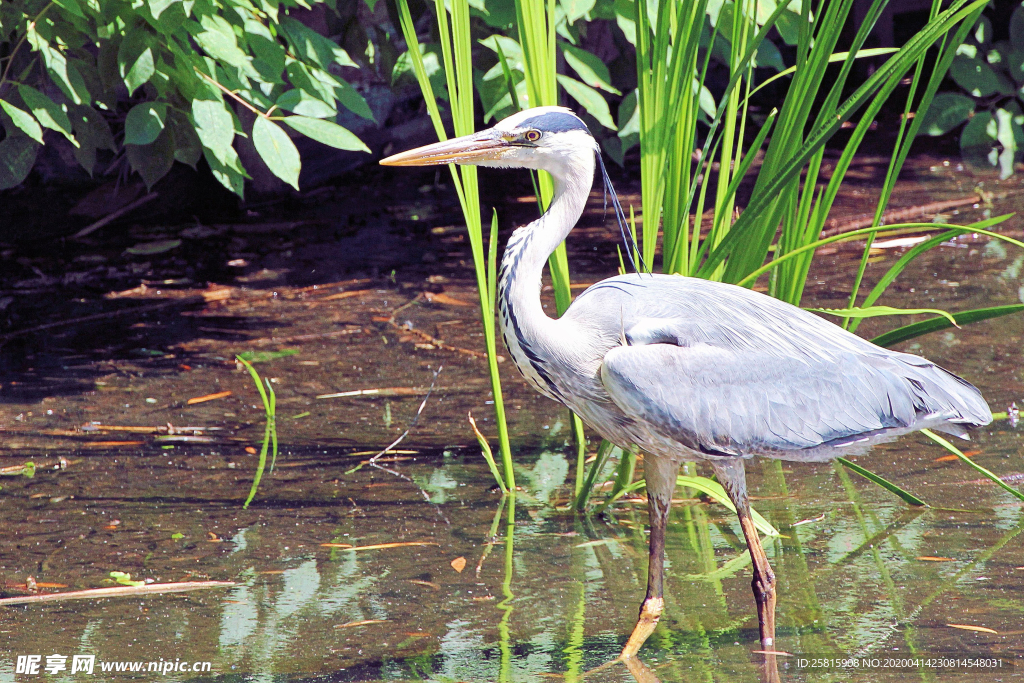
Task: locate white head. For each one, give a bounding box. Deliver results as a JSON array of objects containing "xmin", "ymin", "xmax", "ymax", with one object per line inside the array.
[{"xmin": 381, "ymin": 106, "xmax": 598, "ymax": 180}]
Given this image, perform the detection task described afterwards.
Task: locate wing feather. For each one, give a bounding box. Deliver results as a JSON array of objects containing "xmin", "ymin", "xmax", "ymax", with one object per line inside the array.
[{"xmin": 599, "ymin": 335, "xmax": 988, "ymax": 457}]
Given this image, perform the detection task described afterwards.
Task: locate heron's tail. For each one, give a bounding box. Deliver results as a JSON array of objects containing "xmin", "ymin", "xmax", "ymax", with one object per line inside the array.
[{"xmin": 895, "ymin": 354, "xmax": 992, "ymax": 436}]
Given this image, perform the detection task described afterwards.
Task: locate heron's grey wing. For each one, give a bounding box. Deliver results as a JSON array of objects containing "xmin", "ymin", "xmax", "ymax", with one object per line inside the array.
[
  {"xmin": 599, "ymin": 332, "xmax": 984, "ymax": 459},
  {"xmin": 601, "ymin": 342, "xmax": 887, "ymax": 456}
]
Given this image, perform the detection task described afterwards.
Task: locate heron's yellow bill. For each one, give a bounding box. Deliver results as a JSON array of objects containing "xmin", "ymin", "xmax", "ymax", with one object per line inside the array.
[{"xmin": 379, "ymin": 131, "xmax": 507, "ymax": 167}]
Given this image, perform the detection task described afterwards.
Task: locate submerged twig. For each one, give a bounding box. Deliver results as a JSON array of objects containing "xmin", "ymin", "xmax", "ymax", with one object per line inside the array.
[
  {"xmin": 345, "ymin": 367, "xmax": 449, "ymax": 524},
  {"xmin": 0, "ymin": 581, "xmax": 235, "ymax": 606},
  {"xmin": 72, "ymin": 192, "xmax": 160, "ymax": 239},
  {"xmin": 386, "ymin": 293, "xmax": 501, "ymax": 361}
]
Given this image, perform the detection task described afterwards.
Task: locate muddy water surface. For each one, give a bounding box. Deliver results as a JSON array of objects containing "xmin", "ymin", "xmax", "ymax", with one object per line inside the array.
[{"xmin": 1, "ymin": 157, "xmax": 1024, "ymax": 682}]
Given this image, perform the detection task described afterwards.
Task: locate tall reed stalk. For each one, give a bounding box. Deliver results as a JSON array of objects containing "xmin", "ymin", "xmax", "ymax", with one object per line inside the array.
[
  {"xmin": 395, "ymin": 0, "xmax": 514, "ymax": 489},
  {"xmin": 513, "ymin": 0, "xmax": 590, "ymax": 499}
]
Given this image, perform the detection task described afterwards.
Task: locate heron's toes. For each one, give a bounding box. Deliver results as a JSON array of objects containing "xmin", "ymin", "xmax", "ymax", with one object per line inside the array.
[{"xmin": 620, "ymin": 597, "xmax": 664, "ymax": 659}]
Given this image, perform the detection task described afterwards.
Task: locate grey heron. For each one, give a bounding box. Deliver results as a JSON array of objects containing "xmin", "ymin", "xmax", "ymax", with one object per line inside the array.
[{"xmin": 380, "ymin": 106, "xmax": 992, "ymax": 658}]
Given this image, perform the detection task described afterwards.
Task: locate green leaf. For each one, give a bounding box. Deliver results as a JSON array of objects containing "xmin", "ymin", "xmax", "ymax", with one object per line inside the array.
[
  {"xmin": 282, "ymin": 116, "xmax": 369, "ymax": 152},
  {"xmin": 773, "ymin": 9, "xmax": 803, "ymax": 45},
  {"xmin": 810, "ymin": 305, "xmax": 958, "ymax": 328},
  {"xmin": 973, "ymin": 14, "xmax": 992, "ymax": 45},
  {"xmin": 837, "ymin": 458, "xmax": 928, "ymax": 506},
  {"xmin": 949, "ymin": 54, "xmax": 1013, "ymax": 97},
  {"xmin": 0, "ymin": 100, "xmax": 44, "ymax": 143},
  {"xmin": 612, "ymin": 0, "xmax": 635, "ymax": 44},
  {"xmin": 479, "ymin": 35, "xmax": 524, "ymax": 72},
  {"xmin": 17, "ymin": 85, "xmax": 76, "ymax": 146},
  {"xmin": 194, "ymin": 15, "xmax": 251, "ymax": 70},
  {"xmin": 203, "ymin": 144, "xmax": 247, "ymax": 197},
  {"xmin": 870, "ymin": 304, "xmax": 1024, "ymax": 348},
  {"xmin": 960, "ymin": 110, "xmax": 995, "ymax": 151},
  {"xmin": 329, "ymin": 74, "xmax": 374, "ymax": 121},
  {"xmin": 34, "ymin": 36, "xmax": 90, "ymax": 106},
  {"xmin": 127, "ymin": 128, "xmax": 176, "ymax": 190},
  {"xmin": 561, "ymin": 43, "xmax": 621, "ymax": 94},
  {"xmin": 124, "ymin": 102, "xmax": 167, "ymax": 145},
  {"xmin": 70, "ymin": 105, "xmax": 115, "ymax": 152},
  {"xmin": 918, "ymin": 92, "xmax": 975, "ymax": 136},
  {"xmin": 109, "ymin": 571, "xmax": 145, "ymax": 587},
  {"xmin": 285, "ymin": 60, "xmax": 333, "ymax": 104},
  {"xmin": 560, "ymin": 0, "xmax": 596, "ymax": 24},
  {"xmin": 252, "ymin": 116, "xmax": 300, "ymax": 190},
  {"xmin": 676, "ymin": 476, "xmax": 779, "ymax": 536},
  {"xmin": 148, "ymin": 0, "xmax": 179, "ymax": 19},
  {"xmin": 168, "ymin": 111, "xmax": 202, "ymax": 167},
  {"xmin": 556, "ymin": 75, "xmax": 615, "ymax": 129},
  {"xmin": 394, "ymin": 45, "xmax": 447, "ymax": 99},
  {"xmin": 118, "ymin": 30, "xmax": 155, "ymax": 96},
  {"xmin": 191, "ymin": 98, "xmax": 235, "ymax": 164},
  {"xmin": 276, "ymin": 88, "xmax": 337, "ymax": 118},
  {"xmin": 246, "ymin": 19, "xmax": 285, "ymax": 83},
  {"xmin": 753, "ymin": 36, "xmax": 785, "ymax": 71},
  {"xmin": 0, "ymin": 136, "xmax": 40, "ymax": 190},
  {"xmin": 1012, "ymin": 4, "xmax": 1024, "ymax": 53},
  {"xmin": 279, "ymin": 17, "xmax": 358, "ymax": 69}
]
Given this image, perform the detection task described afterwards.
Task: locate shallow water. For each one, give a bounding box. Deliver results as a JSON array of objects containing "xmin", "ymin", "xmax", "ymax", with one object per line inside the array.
[{"xmin": 1, "ymin": 156, "xmax": 1024, "ymax": 682}]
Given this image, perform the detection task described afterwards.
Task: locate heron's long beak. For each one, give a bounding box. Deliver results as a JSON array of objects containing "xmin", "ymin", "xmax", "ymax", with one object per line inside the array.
[{"xmin": 380, "ymin": 130, "xmax": 507, "ymax": 167}]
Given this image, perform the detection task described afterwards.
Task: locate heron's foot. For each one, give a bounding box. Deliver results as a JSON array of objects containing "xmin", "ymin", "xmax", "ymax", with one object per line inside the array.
[
  {"xmin": 751, "ymin": 566, "xmax": 777, "ymax": 650},
  {"xmin": 619, "ymin": 597, "xmax": 663, "ymax": 659}
]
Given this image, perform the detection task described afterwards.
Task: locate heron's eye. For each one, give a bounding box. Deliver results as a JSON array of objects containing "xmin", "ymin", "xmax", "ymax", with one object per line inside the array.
[{"xmin": 524, "ymin": 130, "xmax": 542, "ymax": 142}]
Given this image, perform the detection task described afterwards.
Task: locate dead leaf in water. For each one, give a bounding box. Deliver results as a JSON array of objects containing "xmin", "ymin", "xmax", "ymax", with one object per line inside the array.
[
  {"xmin": 335, "ymin": 620, "xmax": 386, "ymax": 629},
  {"xmin": 187, "ymin": 390, "xmax": 232, "ymax": 405},
  {"xmin": 407, "ymin": 580, "xmax": 440, "ymax": 589},
  {"xmin": 424, "ymin": 292, "xmax": 472, "ymax": 306},
  {"xmin": 935, "ymin": 449, "xmax": 980, "ymax": 462},
  {"xmin": 450, "ymin": 556, "xmax": 466, "ymax": 573},
  {"xmin": 322, "ymin": 289, "xmax": 373, "ymax": 301},
  {"xmin": 916, "ymin": 556, "xmax": 956, "ymax": 562},
  {"xmin": 342, "ymin": 542, "xmax": 438, "ymax": 552},
  {"xmin": 947, "ymin": 624, "xmax": 998, "ymax": 634},
  {"xmin": 124, "ymin": 239, "xmax": 181, "ymax": 255}
]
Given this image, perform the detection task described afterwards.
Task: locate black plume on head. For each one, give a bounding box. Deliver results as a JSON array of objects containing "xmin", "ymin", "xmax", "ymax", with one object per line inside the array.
[
  {"xmin": 517, "ymin": 111, "xmax": 592, "ymax": 135},
  {"xmin": 597, "ymin": 153, "xmax": 646, "ymax": 275}
]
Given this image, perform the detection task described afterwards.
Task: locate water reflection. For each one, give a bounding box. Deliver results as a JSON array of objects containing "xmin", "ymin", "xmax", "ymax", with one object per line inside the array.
[{"xmin": 0, "ymin": 435, "xmax": 1021, "ymax": 683}]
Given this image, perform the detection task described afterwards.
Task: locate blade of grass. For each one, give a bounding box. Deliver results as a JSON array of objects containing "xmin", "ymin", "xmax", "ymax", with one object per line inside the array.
[
  {"xmin": 848, "ymin": 229, "xmax": 962, "ymax": 334},
  {"xmin": 469, "ymin": 411, "xmax": 507, "ymax": 493},
  {"xmin": 837, "ymin": 457, "xmax": 928, "ymax": 506},
  {"xmin": 921, "ymin": 430, "xmax": 1024, "ymax": 502},
  {"xmin": 677, "ymin": 475, "xmax": 779, "ymax": 536},
  {"xmin": 809, "ymin": 306, "xmax": 959, "ymax": 328},
  {"xmin": 870, "ymin": 304, "xmax": 1024, "ymax": 348},
  {"xmin": 735, "ymin": 215, "xmax": 1015, "ymax": 288},
  {"xmin": 698, "ymin": 0, "xmax": 990, "ymax": 281},
  {"xmin": 396, "ymin": 0, "xmax": 514, "ymax": 489},
  {"xmin": 237, "ymin": 355, "xmax": 275, "ymax": 508},
  {"xmin": 575, "ymin": 439, "xmax": 617, "ymax": 511}
]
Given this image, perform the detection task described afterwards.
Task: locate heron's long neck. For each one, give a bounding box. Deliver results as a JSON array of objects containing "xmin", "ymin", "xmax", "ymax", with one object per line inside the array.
[{"xmin": 497, "ymin": 158, "xmax": 593, "ymax": 396}]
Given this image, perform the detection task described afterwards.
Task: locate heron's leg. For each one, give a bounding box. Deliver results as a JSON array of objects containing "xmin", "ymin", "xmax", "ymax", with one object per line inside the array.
[
  {"xmin": 620, "ymin": 455, "xmax": 680, "ymax": 659},
  {"xmin": 711, "ymin": 458, "xmax": 777, "ymax": 651}
]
